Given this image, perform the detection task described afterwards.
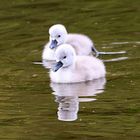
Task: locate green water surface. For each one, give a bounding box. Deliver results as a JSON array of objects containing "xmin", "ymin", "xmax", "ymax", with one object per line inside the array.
[{"xmin": 0, "ymin": 0, "xmax": 140, "ymax": 139}]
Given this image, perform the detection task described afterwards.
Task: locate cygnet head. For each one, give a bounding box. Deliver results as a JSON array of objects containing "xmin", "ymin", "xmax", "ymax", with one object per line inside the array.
[
  {"xmin": 49, "ymin": 24, "xmax": 68, "ymax": 49},
  {"xmin": 52, "ymin": 44, "xmax": 76, "ymax": 72}
]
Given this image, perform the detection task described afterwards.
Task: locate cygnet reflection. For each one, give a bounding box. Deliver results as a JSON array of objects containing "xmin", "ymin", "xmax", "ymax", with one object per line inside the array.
[
  {"xmin": 50, "ymin": 77, "xmax": 106, "ymax": 121},
  {"xmin": 42, "ymin": 53, "xmax": 128, "ymax": 69},
  {"xmin": 42, "ymin": 59, "xmax": 55, "ymax": 69}
]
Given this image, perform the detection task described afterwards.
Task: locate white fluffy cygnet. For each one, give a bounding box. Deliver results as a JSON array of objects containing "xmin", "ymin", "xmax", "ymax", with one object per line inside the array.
[
  {"xmin": 50, "ymin": 44, "xmax": 106, "ymax": 83},
  {"xmin": 42, "ymin": 24, "xmax": 96, "ymax": 60}
]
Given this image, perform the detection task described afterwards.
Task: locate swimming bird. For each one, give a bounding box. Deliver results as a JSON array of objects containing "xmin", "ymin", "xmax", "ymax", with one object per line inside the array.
[
  {"xmin": 42, "ymin": 24, "xmax": 98, "ymax": 60},
  {"xmin": 49, "ymin": 44, "xmax": 106, "ymax": 83},
  {"xmin": 42, "ymin": 24, "xmax": 126, "ymax": 61}
]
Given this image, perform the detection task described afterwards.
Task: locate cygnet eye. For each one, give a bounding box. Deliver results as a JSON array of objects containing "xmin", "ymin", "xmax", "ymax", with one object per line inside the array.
[
  {"xmin": 58, "ymin": 35, "xmax": 61, "ymax": 38},
  {"xmin": 63, "ymin": 56, "xmax": 66, "ymax": 59}
]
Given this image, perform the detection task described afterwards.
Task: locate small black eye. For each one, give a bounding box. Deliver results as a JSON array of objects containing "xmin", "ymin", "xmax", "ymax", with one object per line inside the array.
[
  {"xmin": 63, "ymin": 56, "xmax": 66, "ymax": 59},
  {"xmin": 58, "ymin": 35, "xmax": 61, "ymax": 38}
]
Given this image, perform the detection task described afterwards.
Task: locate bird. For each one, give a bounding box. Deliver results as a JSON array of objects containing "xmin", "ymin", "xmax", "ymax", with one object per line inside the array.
[
  {"xmin": 42, "ymin": 24, "xmax": 98, "ymax": 60},
  {"xmin": 49, "ymin": 44, "xmax": 106, "ymax": 83},
  {"xmin": 42, "ymin": 24, "xmax": 126, "ymax": 61}
]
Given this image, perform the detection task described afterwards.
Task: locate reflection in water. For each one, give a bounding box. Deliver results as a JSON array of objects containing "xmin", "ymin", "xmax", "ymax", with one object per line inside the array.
[
  {"xmin": 55, "ymin": 96, "xmax": 79, "ymax": 121},
  {"xmin": 33, "ymin": 59, "xmax": 55, "ymax": 69},
  {"xmin": 103, "ymin": 56, "xmax": 128, "ymax": 62},
  {"xmin": 50, "ymin": 78, "xmax": 106, "ymax": 121},
  {"xmin": 110, "ymin": 41, "xmax": 140, "ymax": 45},
  {"xmin": 33, "ymin": 55, "xmax": 129, "ymax": 69},
  {"xmin": 42, "ymin": 59, "xmax": 55, "ymax": 69}
]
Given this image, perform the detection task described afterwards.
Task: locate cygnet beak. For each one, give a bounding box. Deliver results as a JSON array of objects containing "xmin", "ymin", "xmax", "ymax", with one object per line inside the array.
[
  {"xmin": 49, "ymin": 39, "xmax": 58, "ymax": 49},
  {"xmin": 52, "ymin": 61, "xmax": 63, "ymax": 72}
]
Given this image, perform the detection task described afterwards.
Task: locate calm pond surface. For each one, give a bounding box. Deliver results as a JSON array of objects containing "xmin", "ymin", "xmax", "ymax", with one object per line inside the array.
[{"xmin": 0, "ymin": 0, "xmax": 140, "ymax": 139}]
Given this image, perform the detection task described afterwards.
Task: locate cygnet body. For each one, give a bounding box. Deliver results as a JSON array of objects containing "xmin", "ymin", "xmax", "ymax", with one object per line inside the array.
[
  {"xmin": 42, "ymin": 24, "xmax": 96, "ymax": 60},
  {"xmin": 50, "ymin": 44, "xmax": 106, "ymax": 83}
]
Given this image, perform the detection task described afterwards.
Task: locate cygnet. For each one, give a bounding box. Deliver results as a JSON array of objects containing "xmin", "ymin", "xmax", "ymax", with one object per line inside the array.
[
  {"xmin": 49, "ymin": 44, "xmax": 106, "ymax": 83},
  {"xmin": 42, "ymin": 24, "xmax": 125, "ymax": 60},
  {"xmin": 42, "ymin": 24, "xmax": 98, "ymax": 60}
]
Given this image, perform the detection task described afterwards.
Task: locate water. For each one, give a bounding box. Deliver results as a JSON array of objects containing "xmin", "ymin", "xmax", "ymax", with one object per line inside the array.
[{"xmin": 0, "ymin": 0, "xmax": 140, "ymax": 139}]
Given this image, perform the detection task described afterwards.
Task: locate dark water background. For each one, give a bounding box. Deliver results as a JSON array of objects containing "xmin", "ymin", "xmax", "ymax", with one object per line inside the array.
[{"xmin": 0, "ymin": 0, "xmax": 140, "ymax": 139}]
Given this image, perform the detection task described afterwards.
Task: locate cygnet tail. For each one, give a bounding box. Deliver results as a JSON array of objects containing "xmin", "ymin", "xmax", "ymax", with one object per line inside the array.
[{"xmin": 91, "ymin": 46, "xmax": 100, "ymax": 57}]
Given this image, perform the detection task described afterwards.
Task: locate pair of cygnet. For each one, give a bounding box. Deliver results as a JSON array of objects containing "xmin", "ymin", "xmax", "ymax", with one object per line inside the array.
[{"xmin": 43, "ymin": 24, "xmax": 106, "ymax": 83}]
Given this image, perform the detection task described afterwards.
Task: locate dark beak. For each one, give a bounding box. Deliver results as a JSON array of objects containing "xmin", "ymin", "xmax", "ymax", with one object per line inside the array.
[
  {"xmin": 49, "ymin": 39, "xmax": 58, "ymax": 49},
  {"xmin": 52, "ymin": 61, "xmax": 63, "ymax": 72}
]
